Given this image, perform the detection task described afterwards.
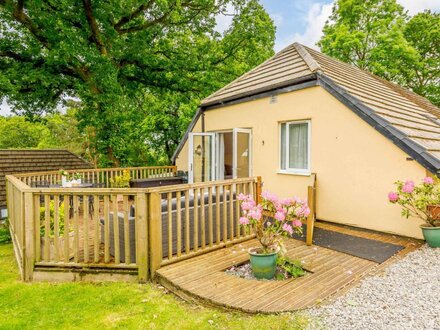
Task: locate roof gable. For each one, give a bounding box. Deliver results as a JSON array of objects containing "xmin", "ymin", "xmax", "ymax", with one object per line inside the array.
[{"xmin": 194, "ymin": 43, "xmax": 440, "ymax": 174}]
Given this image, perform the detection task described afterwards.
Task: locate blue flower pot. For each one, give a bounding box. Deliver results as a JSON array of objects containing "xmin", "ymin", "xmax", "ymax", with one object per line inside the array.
[{"xmin": 249, "ymin": 248, "xmax": 278, "ymax": 280}]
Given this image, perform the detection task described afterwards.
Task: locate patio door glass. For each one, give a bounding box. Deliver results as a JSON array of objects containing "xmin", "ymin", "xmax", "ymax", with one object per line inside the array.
[
  {"xmin": 188, "ymin": 133, "xmax": 215, "ymax": 183},
  {"xmin": 233, "ymin": 128, "xmax": 252, "ymax": 178}
]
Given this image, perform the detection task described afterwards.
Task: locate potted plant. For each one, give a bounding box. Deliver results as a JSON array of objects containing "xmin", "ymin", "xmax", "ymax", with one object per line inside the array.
[
  {"xmin": 388, "ymin": 177, "xmax": 440, "ymax": 247},
  {"xmin": 40, "ymin": 201, "xmax": 74, "ymax": 260},
  {"xmin": 59, "ymin": 169, "xmax": 69, "ymax": 187},
  {"xmin": 237, "ymin": 191, "xmax": 309, "ymax": 279}
]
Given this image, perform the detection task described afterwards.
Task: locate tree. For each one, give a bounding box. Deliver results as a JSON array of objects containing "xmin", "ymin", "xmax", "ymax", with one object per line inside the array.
[
  {"xmin": 0, "ymin": 115, "xmax": 47, "ymax": 148},
  {"xmin": 318, "ymin": 0, "xmax": 439, "ymax": 106},
  {"xmin": 0, "ymin": 0, "xmax": 275, "ymax": 165},
  {"xmin": 402, "ymin": 11, "xmax": 440, "ymax": 106}
]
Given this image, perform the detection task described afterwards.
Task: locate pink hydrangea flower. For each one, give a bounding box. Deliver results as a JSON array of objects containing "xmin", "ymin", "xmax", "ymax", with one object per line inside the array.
[
  {"xmin": 388, "ymin": 192, "xmax": 399, "ymax": 202},
  {"xmin": 241, "ymin": 200, "xmax": 256, "ymax": 211},
  {"xmin": 402, "ymin": 181, "xmax": 415, "ymax": 193},
  {"xmin": 293, "ymin": 219, "xmax": 302, "ymax": 227},
  {"xmin": 274, "ymin": 211, "xmax": 286, "ymax": 221},
  {"xmin": 239, "ymin": 216, "xmax": 249, "ymax": 225},
  {"xmin": 261, "ymin": 191, "xmax": 279, "ymax": 204},
  {"xmin": 237, "ymin": 193, "xmax": 250, "ymax": 201},
  {"xmin": 423, "ymin": 177, "xmax": 434, "ymax": 185},
  {"xmin": 248, "ymin": 207, "xmax": 262, "ymax": 221},
  {"xmin": 280, "ymin": 198, "xmax": 294, "ymax": 206},
  {"xmin": 302, "ymin": 206, "xmax": 311, "ymax": 217},
  {"xmin": 282, "ymin": 223, "xmax": 293, "ymax": 235}
]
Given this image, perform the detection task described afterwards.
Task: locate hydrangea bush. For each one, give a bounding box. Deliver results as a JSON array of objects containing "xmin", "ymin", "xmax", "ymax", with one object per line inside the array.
[
  {"xmin": 238, "ymin": 191, "xmax": 310, "ymax": 254},
  {"xmin": 388, "ymin": 177, "xmax": 440, "ymax": 227}
]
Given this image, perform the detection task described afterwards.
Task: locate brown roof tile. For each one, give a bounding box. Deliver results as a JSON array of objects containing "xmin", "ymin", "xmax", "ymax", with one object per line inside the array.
[{"xmin": 0, "ymin": 149, "xmax": 91, "ymax": 208}]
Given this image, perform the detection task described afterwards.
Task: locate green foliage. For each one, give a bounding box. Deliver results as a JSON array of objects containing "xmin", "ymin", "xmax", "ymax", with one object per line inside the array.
[
  {"xmin": 0, "ymin": 243, "xmax": 311, "ymax": 329},
  {"xmin": 0, "ymin": 219, "xmax": 11, "ymax": 243},
  {"xmin": 0, "ymin": 0, "xmax": 275, "ymax": 166},
  {"xmin": 0, "ymin": 108, "xmax": 89, "ymax": 160},
  {"xmin": 39, "ymin": 201, "xmax": 66, "ymax": 238},
  {"xmin": 318, "ymin": 1, "xmax": 439, "ymax": 106},
  {"xmin": 110, "ymin": 169, "xmax": 131, "ymax": 188},
  {"xmin": 277, "ymin": 255, "xmax": 307, "ymax": 279},
  {"xmin": 0, "ymin": 116, "xmax": 47, "ymax": 148}
]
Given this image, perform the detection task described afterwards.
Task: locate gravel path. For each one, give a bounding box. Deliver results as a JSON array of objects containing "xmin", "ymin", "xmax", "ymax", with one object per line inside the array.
[{"xmin": 306, "ymin": 245, "xmax": 440, "ymax": 330}]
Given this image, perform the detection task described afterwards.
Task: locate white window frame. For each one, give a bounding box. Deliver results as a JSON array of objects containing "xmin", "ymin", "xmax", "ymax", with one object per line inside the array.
[
  {"xmin": 188, "ymin": 132, "xmax": 216, "ymax": 183},
  {"xmin": 279, "ymin": 120, "xmax": 311, "ymax": 175},
  {"xmin": 233, "ymin": 128, "xmax": 252, "ymax": 179}
]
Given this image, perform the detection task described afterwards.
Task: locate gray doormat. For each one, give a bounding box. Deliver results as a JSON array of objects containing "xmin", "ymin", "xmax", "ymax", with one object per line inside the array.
[{"xmin": 292, "ymin": 224, "xmax": 405, "ymax": 263}]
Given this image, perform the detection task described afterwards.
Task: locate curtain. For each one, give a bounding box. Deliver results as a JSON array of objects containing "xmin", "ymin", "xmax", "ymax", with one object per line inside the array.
[{"xmin": 289, "ymin": 123, "xmax": 308, "ymax": 169}]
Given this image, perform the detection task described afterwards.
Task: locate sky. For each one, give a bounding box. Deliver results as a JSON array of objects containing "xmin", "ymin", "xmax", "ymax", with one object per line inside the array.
[{"xmin": 2, "ymin": 0, "xmax": 439, "ymax": 116}]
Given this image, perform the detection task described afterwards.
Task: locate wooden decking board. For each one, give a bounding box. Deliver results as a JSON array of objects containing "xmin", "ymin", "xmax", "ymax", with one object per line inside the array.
[
  {"xmin": 155, "ymin": 222, "xmax": 420, "ymax": 313},
  {"xmin": 242, "ymin": 249, "xmax": 369, "ymax": 311}
]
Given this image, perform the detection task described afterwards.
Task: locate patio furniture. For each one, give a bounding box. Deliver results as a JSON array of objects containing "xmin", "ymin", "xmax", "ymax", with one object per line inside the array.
[{"xmin": 100, "ymin": 212, "xmax": 136, "ymax": 264}]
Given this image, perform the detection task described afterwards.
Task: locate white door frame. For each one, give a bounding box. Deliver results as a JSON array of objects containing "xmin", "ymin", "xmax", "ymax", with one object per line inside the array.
[
  {"xmin": 233, "ymin": 128, "xmax": 252, "ymax": 179},
  {"xmin": 188, "ymin": 132, "xmax": 216, "ymax": 183}
]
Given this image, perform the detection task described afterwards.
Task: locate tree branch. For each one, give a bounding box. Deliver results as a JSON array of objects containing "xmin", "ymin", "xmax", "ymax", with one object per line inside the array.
[
  {"xmin": 117, "ymin": 10, "xmax": 172, "ymax": 34},
  {"xmin": 82, "ymin": 0, "xmax": 108, "ymax": 55},
  {"xmin": 8, "ymin": 0, "xmax": 51, "ymax": 49},
  {"xmin": 114, "ymin": 0, "xmax": 155, "ymax": 32}
]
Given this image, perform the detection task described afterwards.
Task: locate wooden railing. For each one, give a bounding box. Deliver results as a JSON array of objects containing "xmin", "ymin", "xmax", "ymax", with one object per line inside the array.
[
  {"xmin": 148, "ymin": 177, "xmax": 260, "ymax": 274},
  {"xmin": 15, "ymin": 166, "xmax": 177, "ymax": 187},
  {"xmin": 5, "ymin": 175, "xmax": 29, "ymax": 279},
  {"xmin": 6, "ymin": 166, "xmax": 259, "ymax": 282}
]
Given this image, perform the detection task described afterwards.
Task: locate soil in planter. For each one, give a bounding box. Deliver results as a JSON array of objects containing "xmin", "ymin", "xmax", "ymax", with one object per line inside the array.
[{"xmin": 225, "ymin": 260, "xmax": 309, "ymax": 281}]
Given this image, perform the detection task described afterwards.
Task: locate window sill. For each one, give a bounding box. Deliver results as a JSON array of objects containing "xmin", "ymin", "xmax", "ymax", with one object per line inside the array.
[{"xmin": 277, "ymin": 170, "xmax": 311, "ymax": 177}]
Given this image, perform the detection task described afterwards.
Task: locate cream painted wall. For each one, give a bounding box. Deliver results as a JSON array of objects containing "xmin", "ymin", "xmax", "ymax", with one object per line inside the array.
[{"xmin": 175, "ymin": 86, "xmax": 428, "ymax": 238}]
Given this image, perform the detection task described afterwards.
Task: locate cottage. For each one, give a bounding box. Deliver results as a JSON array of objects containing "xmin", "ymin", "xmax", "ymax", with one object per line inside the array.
[{"xmin": 172, "ymin": 42, "xmax": 440, "ymax": 239}]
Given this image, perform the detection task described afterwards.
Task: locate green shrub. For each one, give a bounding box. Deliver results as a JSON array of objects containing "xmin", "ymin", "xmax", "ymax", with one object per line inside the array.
[
  {"xmin": 39, "ymin": 201, "xmax": 66, "ymax": 237},
  {"xmin": 0, "ymin": 218, "xmax": 11, "ymax": 243}
]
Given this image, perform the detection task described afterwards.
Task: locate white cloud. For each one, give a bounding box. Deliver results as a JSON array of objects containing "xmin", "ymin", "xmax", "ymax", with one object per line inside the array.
[
  {"xmin": 396, "ymin": 0, "xmax": 440, "ymax": 15},
  {"xmin": 275, "ymin": 1, "xmax": 334, "ymax": 51}
]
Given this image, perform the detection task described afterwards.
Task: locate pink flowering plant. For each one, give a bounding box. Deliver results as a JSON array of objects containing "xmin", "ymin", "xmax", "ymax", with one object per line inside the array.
[
  {"xmin": 238, "ymin": 191, "xmax": 309, "ymax": 253},
  {"xmin": 388, "ymin": 177, "xmax": 440, "ymax": 227}
]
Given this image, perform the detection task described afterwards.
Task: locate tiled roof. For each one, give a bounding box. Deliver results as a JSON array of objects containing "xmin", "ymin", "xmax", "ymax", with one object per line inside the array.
[
  {"xmin": 198, "ymin": 43, "xmax": 440, "ymax": 174},
  {"xmin": 0, "ymin": 149, "xmax": 91, "ymax": 208}
]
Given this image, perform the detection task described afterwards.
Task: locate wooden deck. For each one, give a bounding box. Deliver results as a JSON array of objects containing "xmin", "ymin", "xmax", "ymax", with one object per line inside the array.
[{"xmin": 155, "ymin": 222, "xmax": 422, "ymax": 313}]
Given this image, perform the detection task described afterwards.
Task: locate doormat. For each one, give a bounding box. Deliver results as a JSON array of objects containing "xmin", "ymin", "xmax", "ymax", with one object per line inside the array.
[{"xmin": 292, "ymin": 224, "xmax": 405, "ymax": 263}]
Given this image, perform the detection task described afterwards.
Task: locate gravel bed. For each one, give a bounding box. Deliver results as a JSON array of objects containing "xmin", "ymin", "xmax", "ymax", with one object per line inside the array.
[{"xmin": 306, "ymin": 245, "xmax": 440, "ymax": 330}]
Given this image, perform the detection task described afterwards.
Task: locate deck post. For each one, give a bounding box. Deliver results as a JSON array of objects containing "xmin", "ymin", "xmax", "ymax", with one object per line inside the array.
[
  {"xmin": 255, "ymin": 176, "xmax": 262, "ymax": 204},
  {"xmin": 148, "ymin": 192, "xmax": 162, "ymax": 277},
  {"xmin": 136, "ymin": 192, "xmax": 149, "ymax": 282},
  {"xmin": 306, "ymin": 184, "xmax": 316, "ymax": 246},
  {"xmin": 23, "ymin": 191, "xmax": 35, "ymax": 281}
]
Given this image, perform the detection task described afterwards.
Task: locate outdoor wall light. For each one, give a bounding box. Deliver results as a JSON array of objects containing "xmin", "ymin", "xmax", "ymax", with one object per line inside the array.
[{"xmin": 195, "ymin": 144, "xmax": 203, "ymax": 155}]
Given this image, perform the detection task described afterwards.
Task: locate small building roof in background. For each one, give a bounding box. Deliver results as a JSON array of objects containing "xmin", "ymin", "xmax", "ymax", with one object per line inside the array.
[{"xmin": 0, "ymin": 149, "xmax": 91, "ymax": 208}]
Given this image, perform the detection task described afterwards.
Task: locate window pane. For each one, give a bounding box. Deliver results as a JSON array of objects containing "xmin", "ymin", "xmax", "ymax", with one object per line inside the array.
[
  {"xmin": 280, "ymin": 123, "xmax": 286, "ymax": 170},
  {"xmin": 288, "ymin": 123, "xmax": 308, "ymax": 170}
]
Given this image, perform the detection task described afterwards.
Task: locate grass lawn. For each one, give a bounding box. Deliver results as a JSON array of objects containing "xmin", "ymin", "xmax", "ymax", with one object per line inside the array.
[{"xmin": 0, "ymin": 241, "xmax": 309, "ymax": 329}]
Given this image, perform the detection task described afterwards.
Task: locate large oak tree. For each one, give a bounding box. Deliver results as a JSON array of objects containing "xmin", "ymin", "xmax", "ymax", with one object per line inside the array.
[{"xmin": 0, "ymin": 0, "xmax": 275, "ymax": 165}]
